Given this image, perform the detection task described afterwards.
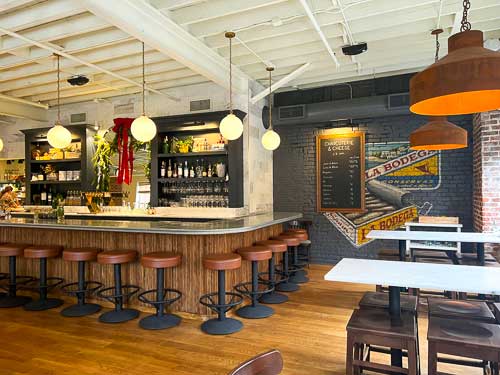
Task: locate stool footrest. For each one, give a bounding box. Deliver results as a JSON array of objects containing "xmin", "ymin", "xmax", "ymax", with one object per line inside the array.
[
  {"xmin": 96, "ymin": 285, "xmax": 140, "ymax": 303},
  {"xmin": 0, "ymin": 275, "xmax": 35, "ymax": 291},
  {"xmin": 61, "ymin": 281, "xmax": 103, "ymax": 296},
  {"xmin": 199, "ymin": 291, "xmax": 243, "ymax": 315},
  {"xmin": 23, "ymin": 277, "xmax": 64, "ymax": 291},
  {"xmin": 258, "ymin": 271, "xmax": 287, "ymax": 285},
  {"xmin": 138, "ymin": 288, "xmax": 182, "ymax": 307},
  {"xmin": 234, "ymin": 281, "xmax": 274, "ymax": 297}
]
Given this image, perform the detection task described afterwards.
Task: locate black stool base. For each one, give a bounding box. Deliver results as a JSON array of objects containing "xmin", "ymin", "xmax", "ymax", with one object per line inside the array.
[
  {"xmin": 139, "ymin": 313, "xmax": 181, "ymax": 330},
  {"xmin": 24, "ymin": 298, "xmax": 64, "ymax": 311},
  {"xmin": 99, "ymin": 308, "xmax": 139, "ymax": 323},
  {"xmin": 0, "ymin": 295, "xmax": 32, "ymax": 308},
  {"xmin": 294, "ymin": 269, "xmax": 308, "ymax": 277},
  {"xmin": 275, "ymin": 281, "xmax": 299, "ymax": 292},
  {"xmin": 260, "ymin": 291, "xmax": 288, "ymax": 304},
  {"xmin": 236, "ymin": 304, "xmax": 274, "ymax": 319},
  {"xmin": 289, "ymin": 274, "xmax": 309, "ymax": 284},
  {"xmin": 201, "ymin": 317, "xmax": 243, "ymax": 335},
  {"xmin": 61, "ymin": 303, "xmax": 101, "ymax": 317}
]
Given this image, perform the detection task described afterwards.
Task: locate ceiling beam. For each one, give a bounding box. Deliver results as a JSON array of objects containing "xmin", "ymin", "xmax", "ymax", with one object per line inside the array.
[
  {"xmin": 83, "ymin": 0, "xmax": 249, "ymax": 93},
  {"xmin": 0, "ymin": 26, "xmax": 180, "ymax": 102},
  {"xmin": 0, "ymin": 93, "xmax": 48, "ymax": 121},
  {"xmin": 250, "ymin": 63, "xmax": 311, "ymax": 104}
]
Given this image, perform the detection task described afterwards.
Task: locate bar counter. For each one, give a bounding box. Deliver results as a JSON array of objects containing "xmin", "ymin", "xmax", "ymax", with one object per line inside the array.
[{"xmin": 0, "ymin": 212, "xmax": 301, "ymax": 315}]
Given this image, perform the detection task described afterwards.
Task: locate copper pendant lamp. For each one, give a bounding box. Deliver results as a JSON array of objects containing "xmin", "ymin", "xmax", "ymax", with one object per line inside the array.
[
  {"xmin": 410, "ymin": 0, "xmax": 500, "ymax": 116},
  {"xmin": 410, "ymin": 29, "xmax": 468, "ymax": 150}
]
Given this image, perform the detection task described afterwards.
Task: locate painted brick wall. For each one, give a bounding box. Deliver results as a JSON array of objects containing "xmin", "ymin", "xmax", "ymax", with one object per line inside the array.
[
  {"xmin": 273, "ymin": 114, "xmax": 473, "ymax": 264},
  {"xmin": 473, "ymin": 110, "xmax": 500, "ymax": 253}
]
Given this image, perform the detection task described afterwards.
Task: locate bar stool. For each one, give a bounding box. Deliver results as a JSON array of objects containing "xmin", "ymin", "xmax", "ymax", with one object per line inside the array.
[
  {"xmin": 282, "ymin": 230, "xmax": 309, "ymax": 283},
  {"xmin": 255, "ymin": 240, "xmax": 289, "ymax": 304},
  {"xmin": 60, "ymin": 248, "xmax": 102, "ymax": 317},
  {"xmin": 234, "ymin": 246, "xmax": 274, "ymax": 319},
  {"xmin": 23, "ymin": 245, "xmax": 64, "ymax": 311},
  {"xmin": 346, "ymin": 308, "xmax": 419, "ymax": 375},
  {"xmin": 0, "ymin": 243, "xmax": 33, "ymax": 308},
  {"xmin": 427, "ymin": 297, "xmax": 496, "ymax": 323},
  {"xmin": 138, "ymin": 252, "xmax": 182, "ymax": 330},
  {"xmin": 270, "ymin": 234, "xmax": 300, "ymax": 292},
  {"xmin": 428, "ymin": 317, "xmax": 500, "ymax": 375},
  {"xmin": 199, "ymin": 253, "xmax": 244, "ymax": 335},
  {"xmin": 97, "ymin": 250, "xmax": 140, "ymax": 323}
]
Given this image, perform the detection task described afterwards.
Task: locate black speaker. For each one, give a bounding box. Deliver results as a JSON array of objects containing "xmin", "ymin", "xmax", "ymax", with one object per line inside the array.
[{"xmin": 342, "ymin": 42, "xmax": 367, "ymax": 56}]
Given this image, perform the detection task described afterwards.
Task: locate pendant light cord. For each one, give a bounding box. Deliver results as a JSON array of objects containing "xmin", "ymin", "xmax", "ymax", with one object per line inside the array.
[
  {"xmin": 142, "ymin": 42, "xmax": 145, "ymax": 116},
  {"xmin": 435, "ymin": 33, "xmax": 440, "ymax": 62},
  {"xmin": 57, "ymin": 54, "xmax": 60, "ymax": 123},
  {"xmin": 268, "ymin": 69, "xmax": 272, "ymax": 130},
  {"xmin": 460, "ymin": 0, "xmax": 471, "ymax": 32},
  {"xmin": 229, "ymin": 36, "xmax": 233, "ymax": 114}
]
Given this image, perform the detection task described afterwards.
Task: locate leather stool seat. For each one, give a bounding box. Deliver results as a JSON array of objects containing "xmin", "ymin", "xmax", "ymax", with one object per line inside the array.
[
  {"xmin": 285, "ymin": 228, "xmax": 307, "ymax": 235},
  {"xmin": 142, "ymin": 252, "xmax": 181, "ymax": 268},
  {"xmin": 256, "ymin": 240, "xmax": 287, "ymax": 253},
  {"xmin": 282, "ymin": 231, "xmax": 308, "ymax": 241},
  {"xmin": 203, "ymin": 253, "xmax": 241, "ymax": 270},
  {"xmin": 236, "ymin": 246, "xmax": 272, "ymax": 261},
  {"xmin": 97, "ymin": 250, "xmax": 136, "ymax": 264},
  {"xmin": 427, "ymin": 297, "xmax": 496, "ymax": 323},
  {"xmin": 271, "ymin": 235, "xmax": 300, "ymax": 247},
  {"xmin": 0, "ymin": 243, "xmax": 30, "ymax": 257},
  {"xmin": 63, "ymin": 248, "xmax": 100, "ymax": 262},
  {"xmin": 24, "ymin": 245, "xmax": 62, "ymax": 259}
]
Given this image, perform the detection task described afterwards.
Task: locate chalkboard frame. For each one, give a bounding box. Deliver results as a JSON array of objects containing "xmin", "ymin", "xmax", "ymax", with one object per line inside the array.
[{"xmin": 316, "ymin": 131, "xmax": 366, "ymax": 213}]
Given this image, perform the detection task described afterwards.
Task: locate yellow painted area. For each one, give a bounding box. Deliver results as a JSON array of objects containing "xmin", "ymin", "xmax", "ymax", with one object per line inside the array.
[
  {"xmin": 386, "ymin": 155, "xmax": 439, "ymax": 177},
  {"xmin": 356, "ymin": 206, "xmax": 419, "ymax": 245}
]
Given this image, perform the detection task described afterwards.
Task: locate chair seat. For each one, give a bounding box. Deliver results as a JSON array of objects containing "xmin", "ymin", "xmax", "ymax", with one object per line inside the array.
[
  {"xmin": 285, "ymin": 228, "xmax": 307, "ymax": 235},
  {"xmin": 0, "ymin": 243, "xmax": 30, "ymax": 257},
  {"xmin": 203, "ymin": 253, "xmax": 241, "ymax": 270},
  {"xmin": 63, "ymin": 248, "xmax": 100, "ymax": 262},
  {"xmin": 141, "ymin": 252, "xmax": 181, "ymax": 268},
  {"xmin": 428, "ymin": 317, "xmax": 500, "ymax": 349},
  {"xmin": 359, "ymin": 292, "xmax": 418, "ymax": 313},
  {"xmin": 270, "ymin": 235, "xmax": 300, "ymax": 247},
  {"xmin": 493, "ymin": 303, "xmax": 500, "ymax": 323},
  {"xmin": 255, "ymin": 240, "xmax": 287, "ymax": 253},
  {"xmin": 428, "ymin": 298, "xmax": 496, "ymax": 323},
  {"xmin": 236, "ymin": 246, "xmax": 272, "ymax": 262},
  {"xmin": 97, "ymin": 250, "xmax": 137, "ymax": 264},
  {"xmin": 347, "ymin": 308, "xmax": 417, "ymax": 339},
  {"xmin": 24, "ymin": 245, "xmax": 62, "ymax": 259},
  {"xmin": 281, "ymin": 231, "xmax": 308, "ymax": 241}
]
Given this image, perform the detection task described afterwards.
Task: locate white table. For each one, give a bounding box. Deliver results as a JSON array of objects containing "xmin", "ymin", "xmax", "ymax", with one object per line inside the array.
[
  {"xmin": 367, "ymin": 230, "xmax": 500, "ymax": 265},
  {"xmin": 325, "ymin": 258, "xmax": 500, "ymax": 371}
]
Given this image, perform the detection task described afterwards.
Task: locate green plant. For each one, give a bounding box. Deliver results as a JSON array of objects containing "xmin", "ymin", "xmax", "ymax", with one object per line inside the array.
[
  {"xmin": 144, "ymin": 141, "xmax": 151, "ymax": 181},
  {"xmin": 176, "ymin": 137, "xmax": 194, "ymax": 152},
  {"xmin": 92, "ymin": 134, "xmax": 114, "ymax": 192}
]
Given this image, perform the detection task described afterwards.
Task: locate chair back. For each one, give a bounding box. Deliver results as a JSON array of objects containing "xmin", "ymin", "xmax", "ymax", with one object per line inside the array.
[{"xmin": 228, "ymin": 349, "xmax": 283, "ymax": 375}]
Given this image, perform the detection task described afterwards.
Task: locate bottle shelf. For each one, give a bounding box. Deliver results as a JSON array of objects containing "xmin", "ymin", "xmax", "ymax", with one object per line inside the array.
[
  {"xmin": 30, "ymin": 158, "xmax": 81, "ymax": 164},
  {"xmin": 29, "ymin": 180, "xmax": 81, "ymax": 185},
  {"xmin": 157, "ymin": 150, "xmax": 227, "ymax": 158},
  {"xmin": 158, "ymin": 177, "xmax": 226, "ymax": 183}
]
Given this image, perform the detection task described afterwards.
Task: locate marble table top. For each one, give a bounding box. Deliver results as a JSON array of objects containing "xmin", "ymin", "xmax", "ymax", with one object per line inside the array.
[{"xmin": 367, "ymin": 230, "xmax": 500, "ymax": 243}]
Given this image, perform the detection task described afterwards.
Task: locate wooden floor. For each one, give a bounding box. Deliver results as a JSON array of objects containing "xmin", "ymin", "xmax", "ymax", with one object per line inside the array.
[{"xmin": 0, "ymin": 264, "xmax": 480, "ymax": 375}]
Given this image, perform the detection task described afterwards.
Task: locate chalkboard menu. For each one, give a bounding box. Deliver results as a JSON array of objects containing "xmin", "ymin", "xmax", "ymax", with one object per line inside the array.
[{"xmin": 316, "ymin": 132, "xmax": 365, "ymax": 212}]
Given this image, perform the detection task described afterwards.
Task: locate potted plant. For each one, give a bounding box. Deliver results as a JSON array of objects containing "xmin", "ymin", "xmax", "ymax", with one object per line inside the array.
[{"xmin": 176, "ymin": 137, "xmax": 194, "ymax": 153}]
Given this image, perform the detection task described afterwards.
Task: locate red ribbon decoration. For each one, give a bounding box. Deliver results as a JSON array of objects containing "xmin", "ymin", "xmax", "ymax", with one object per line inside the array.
[{"xmin": 112, "ymin": 118, "xmax": 134, "ymax": 185}]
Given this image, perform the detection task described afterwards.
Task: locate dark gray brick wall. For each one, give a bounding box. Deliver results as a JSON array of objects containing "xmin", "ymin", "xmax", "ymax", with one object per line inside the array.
[{"xmin": 273, "ymin": 114, "xmax": 473, "ymax": 264}]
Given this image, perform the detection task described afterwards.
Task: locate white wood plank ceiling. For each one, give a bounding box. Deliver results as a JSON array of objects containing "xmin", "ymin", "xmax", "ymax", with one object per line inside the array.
[{"xmin": 1, "ymin": 0, "xmax": 499, "ymax": 108}]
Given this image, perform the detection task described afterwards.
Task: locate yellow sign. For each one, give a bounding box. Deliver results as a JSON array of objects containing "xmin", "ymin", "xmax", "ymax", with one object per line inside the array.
[{"xmin": 356, "ymin": 206, "xmax": 418, "ymax": 245}]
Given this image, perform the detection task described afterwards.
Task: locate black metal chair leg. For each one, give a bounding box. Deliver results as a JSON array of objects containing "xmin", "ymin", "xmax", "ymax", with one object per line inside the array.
[
  {"xmin": 236, "ymin": 261, "xmax": 274, "ymax": 319},
  {"xmin": 24, "ymin": 258, "xmax": 64, "ymax": 311},
  {"xmin": 260, "ymin": 254, "xmax": 288, "ymax": 304},
  {"xmin": 0, "ymin": 256, "xmax": 32, "ymax": 308}
]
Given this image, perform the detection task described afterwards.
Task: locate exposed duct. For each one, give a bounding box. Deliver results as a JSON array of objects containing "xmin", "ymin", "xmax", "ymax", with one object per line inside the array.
[{"xmin": 271, "ymin": 94, "xmax": 410, "ymax": 127}]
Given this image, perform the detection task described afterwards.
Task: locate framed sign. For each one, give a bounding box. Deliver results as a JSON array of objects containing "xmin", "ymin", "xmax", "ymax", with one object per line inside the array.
[{"xmin": 316, "ymin": 132, "xmax": 365, "ymax": 212}]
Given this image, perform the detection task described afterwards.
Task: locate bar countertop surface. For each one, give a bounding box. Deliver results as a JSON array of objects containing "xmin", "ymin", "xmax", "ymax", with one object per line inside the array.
[{"xmin": 0, "ymin": 211, "xmax": 302, "ymax": 235}]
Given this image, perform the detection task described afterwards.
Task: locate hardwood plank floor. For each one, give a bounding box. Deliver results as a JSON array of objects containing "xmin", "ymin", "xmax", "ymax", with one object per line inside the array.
[{"xmin": 0, "ymin": 264, "xmax": 481, "ymax": 374}]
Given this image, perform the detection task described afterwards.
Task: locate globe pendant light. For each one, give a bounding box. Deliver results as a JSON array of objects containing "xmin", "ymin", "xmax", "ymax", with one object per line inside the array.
[
  {"xmin": 261, "ymin": 66, "xmax": 280, "ymax": 151},
  {"xmin": 219, "ymin": 32, "xmax": 243, "ymax": 141},
  {"xmin": 0, "ymin": 138, "xmax": 4, "ymax": 152},
  {"xmin": 131, "ymin": 42, "xmax": 157, "ymax": 142},
  {"xmin": 47, "ymin": 54, "xmax": 72, "ymax": 149},
  {"xmin": 410, "ymin": 29, "xmax": 467, "ymax": 150},
  {"xmin": 410, "ymin": 0, "xmax": 500, "ymax": 116}
]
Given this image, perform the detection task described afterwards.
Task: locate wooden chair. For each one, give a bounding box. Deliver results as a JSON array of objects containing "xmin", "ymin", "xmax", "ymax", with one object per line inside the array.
[{"xmin": 228, "ymin": 349, "xmax": 283, "ymax": 375}]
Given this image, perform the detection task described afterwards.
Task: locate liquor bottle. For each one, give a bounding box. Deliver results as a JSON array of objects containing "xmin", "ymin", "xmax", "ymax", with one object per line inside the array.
[
  {"xmin": 204, "ymin": 138, "xmax": 209, "ymax": 151},
  {"xmin": 172, "ymin": 162, "xmax": 178, "ymax": 178},
  {"xmin": 195, "ymin": 159, "xmax": 202, "ymax": 178},
  {"xmin": 40, "ymin": 185, "xmax": 47, "ymax": 205},
  {"xmin": 167, "ymin": 160, "xmax": 172, "ymax": 178},
  {"xmin": 212, "ymin": 164, "xmax": 217, "ymax": 177},
  {"xmin": 47, "ymin": 187, "xmax": 52, "ymax": 206},
  {"xmin": 162, "ymin": 136, "xmax": 170, "ymax": 154},
  {"xmin": 183, "ymin": 161, "xmax": 189, "ymax": 178},
  {"xmin": 177, "ymin": 162, "xmax": 183, "ymax": 178},
  {"xmin": 160, "ymin": 161, "xmax": 166, "ymax": 178},
  {"xmin": 189, "ymin": 164, "xmax": 195, "ymax": 178},
  {"xmin": 207, "ymin": 163, "xmax": 212, "ymax": 178},
  {"xmin": 201, "ymin": 159, "xmax": 207, "ymax": 177}
]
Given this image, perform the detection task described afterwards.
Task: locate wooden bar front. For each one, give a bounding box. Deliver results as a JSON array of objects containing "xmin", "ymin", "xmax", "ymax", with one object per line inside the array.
[{"xmin": 0, "ymin": 224, "xmax": 283, "ymax": 315}]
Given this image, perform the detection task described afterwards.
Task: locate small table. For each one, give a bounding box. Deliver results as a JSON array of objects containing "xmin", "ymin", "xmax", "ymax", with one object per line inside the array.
[
  {"xmin": 367, "ymin": 230, "xmax": 500, "ymax": 266},
  {"xmin": 325, "ymin": 258, "xmax": 500, "ymax": 373}
]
